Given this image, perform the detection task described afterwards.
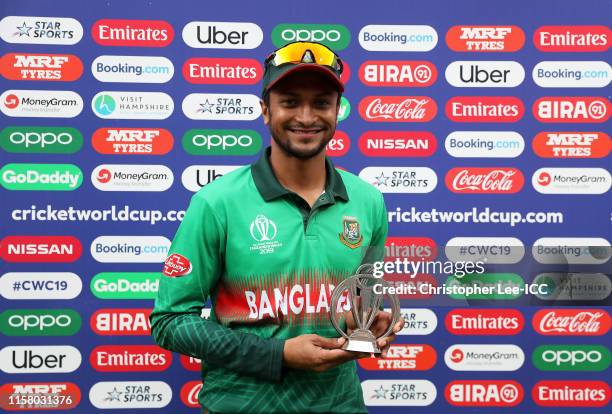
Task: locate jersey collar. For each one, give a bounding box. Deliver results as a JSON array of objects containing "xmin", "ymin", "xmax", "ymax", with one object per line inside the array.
[{"xmin": 251, "ymin": 147, "xmax": 349, "ymax": 202}]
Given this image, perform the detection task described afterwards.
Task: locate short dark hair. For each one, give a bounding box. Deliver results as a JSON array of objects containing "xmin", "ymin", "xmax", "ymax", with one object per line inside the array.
[{"xmin": 262, "ymin": 91, "xmax": 342, "ymax": 108}]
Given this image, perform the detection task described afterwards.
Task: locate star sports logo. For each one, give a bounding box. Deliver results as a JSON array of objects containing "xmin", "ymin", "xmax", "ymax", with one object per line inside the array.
[
  {"xmin": 197, "ymin": 99, "xmax": 214, "ymax": 113},
  {"xmin": 14, "ymin": 21, "xmax": 33, "ymax": 37}
]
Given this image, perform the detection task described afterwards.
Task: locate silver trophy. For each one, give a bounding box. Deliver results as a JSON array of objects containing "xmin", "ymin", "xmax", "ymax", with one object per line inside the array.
[{"xmin": 330, "ymin": 264, "xmax": 400, "ymax": 354}]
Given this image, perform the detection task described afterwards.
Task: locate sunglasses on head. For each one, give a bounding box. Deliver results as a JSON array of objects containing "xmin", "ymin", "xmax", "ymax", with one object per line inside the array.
[{"xmin": 265, "ymin": 42, "xmax": 343, "ymax": 74}]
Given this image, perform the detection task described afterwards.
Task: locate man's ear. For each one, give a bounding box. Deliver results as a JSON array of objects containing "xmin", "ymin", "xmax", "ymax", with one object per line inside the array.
[{"xmin": 260, "ymin": 99, "xmax": 270, "ymax": 125}]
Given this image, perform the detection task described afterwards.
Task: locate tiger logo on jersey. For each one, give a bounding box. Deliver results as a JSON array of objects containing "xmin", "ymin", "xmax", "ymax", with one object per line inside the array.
[{"xmin": 339, "ymin": 216, "xmax": 363, "ymax": 248}]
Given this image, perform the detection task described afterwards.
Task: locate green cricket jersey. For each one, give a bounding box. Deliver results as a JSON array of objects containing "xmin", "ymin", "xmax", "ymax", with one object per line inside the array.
[{"xmin": 151, "ymin": 147, "xmax": 388, "ymax": 413}]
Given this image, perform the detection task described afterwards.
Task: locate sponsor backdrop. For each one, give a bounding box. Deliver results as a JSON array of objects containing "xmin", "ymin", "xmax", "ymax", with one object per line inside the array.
[{"xmin": 0, "ymin": 0, "xmax": 610, "ymax": 412}]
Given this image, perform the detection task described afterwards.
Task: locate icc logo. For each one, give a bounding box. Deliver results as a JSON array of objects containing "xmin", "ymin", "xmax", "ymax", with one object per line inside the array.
[{"xmin": 249, "ymin": 214, "xmax": 277, "ymax": 242}]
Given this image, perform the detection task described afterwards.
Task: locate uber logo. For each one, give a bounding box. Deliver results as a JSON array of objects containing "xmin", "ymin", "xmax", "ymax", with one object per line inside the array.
[
  {"xmin": 445, "ymin": 61, "xmax": 524, "ymax": 87},
  {"xmin": 182, "ymin": 22, "xmax": 263, "ymax": 49},
  {"xmin": 0, "ymin": 345, "xmax": 81, "ymax": 373}
]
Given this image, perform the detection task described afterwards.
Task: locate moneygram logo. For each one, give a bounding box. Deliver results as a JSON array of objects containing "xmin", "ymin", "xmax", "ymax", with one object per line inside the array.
[
  {"xmin": 92, "ymin": 19, "xmax": 173, "ymax": 47},
  {"xmin": 180, "ymin": 381, "xmax": 202, "ymax": 408},
  {"xmin": 359, "ymin": 96, "xmax": 437, "ymax": 122},
  {"xmin": 362, "ymin": 380, "xmax": 436, "ymax": 406},
  {"xmin": 534, "ymin": 26, "xmax": 611, "ymax": 52},
  {"xmin": 446, "ymin": 26, "xmax": 525, "ymax": 52},
  {"xmin": 532, "ymin": 132, "xmax": 611, "ymax": 158},
  {"xmin": 90, "ymin": 235, "xmax": 170, "ymax": 263},
  {"xmin": 0, "ymin": 89, "xmax": 83, "ymax": 118},
  {"xmin": 0, "ymin": 309, "xmax": 81, "ymax": 336},
  {"xmin": 182, "ymin": 21, "xmax": 263, "ymax": 49},
  {"xmin": 532, "ymin": 61, "xmax": 611, "ymax": 88},
  {"xmin": 359, "ymin": 167, "xmax": 437, "ymax": 193},
  {"xmin": 0, "ymin": 16, "xmax": 83, "ymax": 45},
  {"xmin": 533, "ymin": 309, "xmax": 611, "ymax": 336},
  {"xmin": 271, "ymin": 24, "xmax": 350, "ymax": 49},
  {"xmin": 92, "ymin": 128, "xmax": 173, "ymax": 155},
  {"xmin": 1, "ymin": 126, "xmax": 82, "ymax": 154},
  {"xmin": 183, "ymin": 129, "xmax": 261, "ymax": 155},
  {"xmin": 445, "ymin": 61, "xmax": 525, "ymax": 87},
  {"xmin": 394, "ymin": 308, "xmax": 437, "ymax": 336},
  {"xmin": 0, "ymin": 163, "xmax": 82, "ymax": 191},
  {"xmin": 91, "ymin": 309, "xmax": 152, "ymax": 336},
  {"xmin": 533, "ymin": 97, "xmax": 610, "ymax": 123},
  {"xmin": 446, "ymin": 380, "xmax": 523, "ymax": 406},
  {"xmin": 91, "ymin": 272, "xmax": 161, "ymax": 299},
  {"xmin": 92, "ymin": 55, "xmax": 174, "ymax": 83},
  {"xmin": 90, "ymin": 345, "xmax": 171, "ymax": 372},
  {"xmin": 183, "ymin": 57, "xmax": 262, "ymax": 84},
  {"xmin": 532, "ymin": 167, "xmax": 611, "ymax": 194},
  {"xmin": 89, "ymin": 381, "xmax": 172, "ymax": 409},
  {"xmin": 533, "ymin": 345, "xmax": 611, "ymax": 371},
  {"xmin": 0, "ymin": 345, "xmax": 81, "ymax": 374},
  {"xmin": 446, "ymin": 96, "xmax": 524, "ymax": 122},
  {"xmin": 359, "ymin": 131, "xmax": 437, "ymax": 157},
  {"xmin": 533, "ymin": 381, "xmax": 610, "ymax": 407},
  {"xmin": 445, "ymin": 131, "xmax": 524, "ymax": 158},
  {"xmin": 325, "ymin": 131, "xmax": 350, "ymax": 157},
  {"xmin": 445, "ymin": 344, "xmax": 524, "ymax": 371},
  {"xmin": 182, "ymin": 93, "xmax": 260, "ymax": 120},
  {"xmin": 445, "ymin": 309, "xmax": 524, "ymax": 335},
  {"xmin": 181, "ymin": 165, "xmax": 243, "ymax": 191},
  {"xmin": 0, "ymin": 382, "xmax": 81, "ymax": 410},
  {"xmin": 358, "ymin": 345, "xmax": 436, "ymax": 371},
  {"xmin": 532, "ymin": 237, "xmax": 610, "ymax": 265},
  {"xmin": 91, "ymin": 164, "xmax": 173, "ymax": 191},
  {"xmin": 533, "ymin": 272, "xmax": 611, "ymax": 301},
  {"xmin": 91, "ymin": 91, "xmax": 173, "ymax": 119},
  {"xmin": 359, "ymin": 25, "xmax": 438, "ymax": 51},
  {"xmin": 359, "ymin": 61, "xmax": 437, "ymax": 87},
  {"xmin": 0, "ymin": 53, "xmax": 83, "ymax": 81},
  {"xmin": 0, "ymin": 272, "xmax": 82, "ymax": 300},
  {"xmin": 446, "ymin": 167, "xmax": 524, "ymax": 194},
  {"xmin": 0, "ymin": 235, "xmax": 82, "ymax": 263}
]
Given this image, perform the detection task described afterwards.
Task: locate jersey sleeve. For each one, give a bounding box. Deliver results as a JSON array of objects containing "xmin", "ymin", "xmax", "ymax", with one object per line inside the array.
[{"xmin": 149, "ymin": 193, "xmax": 285, "ymax": 382}]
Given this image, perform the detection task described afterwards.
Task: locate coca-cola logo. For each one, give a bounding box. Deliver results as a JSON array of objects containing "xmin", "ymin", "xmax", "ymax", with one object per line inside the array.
[
  {"xmin": 359, "ymin": 96, "xmax": 437, "ymax": 122},
  {"xmin": 180, "ymin": 381, "xmax": 202, "ymax": 408},
  {"xmin": 445, "ymin": 167, "xmax": 524, "ymax": 194},
  {"xmin": 445, "ymin": 309, "xmax": 524, "ymax": 335},
  {"xmin": 533, "ymin": 309, "xmax": 611, "ymax": 336}
]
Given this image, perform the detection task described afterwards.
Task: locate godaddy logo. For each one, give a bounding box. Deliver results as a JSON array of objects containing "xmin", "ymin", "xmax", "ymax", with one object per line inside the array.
[
  {"xmin": 91, "ymin": 272, "xmax": 162, "ymax": 299},
  {"xmin": 183, "ymin": 129, "xmax": 262, "ymax": 155},
  {"xmin": 0, "ymin": 126, "xmax": 83, "ymax": 154},
  {"xmin": 272, "ymin": 24, "xmax": 350, "ymax": 50},
  {"xmin": 0, "ymin": 163, "xmax": 82, "ymax": 190},
  {"xmin": 0, "ymin": 309, "xmax": 81, "ymax": 336}
]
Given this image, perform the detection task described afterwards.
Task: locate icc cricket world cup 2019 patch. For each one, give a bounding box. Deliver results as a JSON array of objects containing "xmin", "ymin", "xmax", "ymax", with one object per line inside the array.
[
  {"xmin": 339, "ymin": 216, "xmax": 363, "ymax": 249},
  {"xmin": 163, "ymin": 253, "xmax": 192, "ymax": 277}
]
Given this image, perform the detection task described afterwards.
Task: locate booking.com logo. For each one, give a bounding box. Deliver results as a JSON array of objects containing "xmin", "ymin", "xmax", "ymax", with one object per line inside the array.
[{"xmin": 93, "ymin": 94, "xmax": 116, "ymax": 116}]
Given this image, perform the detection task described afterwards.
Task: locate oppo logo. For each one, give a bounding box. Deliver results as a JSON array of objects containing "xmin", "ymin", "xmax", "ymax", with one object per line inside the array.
[
  {"xmin": 534, "ymin": 26, "xmax": 611, "ymax": 52},
  {"xmin": 325, "ymin": 131, "xmax": 350, "ymax": 157},
  {"xmin": 358, "ymin": 344, "xmax": 436, "ymax": 371},
  {"xmin": 92, "ymin": 128, "xmax": 173, "ymax": 155},
  {"xmin": 446, "ymin": 26, "xmax": 525, "ymax": 52},
  {"xmin": 92, "ymin": 19, "xmax": 173, "ymax": 47},
  {"xmin": 0, "ymin": 235, "xmax": 82, "ymax": 262},
  {"xmin": 446, "ymin": 96, "xmax": 524, "ymax": 122},
  {"xmin": 183, "ymin": 57, "xmax": 262, "ymax": 84},
  {"xmin": 183, "ymin": 129, "xmax": 261, "ymax": 156},
  {"xmin": 533, "ymin": 345, "xmax": 611, "ymax": 371},
  {"xmin": 359, "ymin": 61, "xmax": 436, "ymax": 87},
  {"xmin": 0, "ymin": 16, "xmax": 83, "ymax": 45},
  {"xmin": 445, "ymin": 309, "xmax": 524, "ymax": 335},
  {"xmin": 272, "ymin": 24, "xmax": 350, "ymax": 50},
  {"xmin": 362, "ymin": 380, "xmax": 437, "ymax": 406},
  {"xmin": 359, "ymin": 131, "xmax": 436, "ymax": 157},
  {"xmin": 182, "ymin": 21, "xmax": 263, "ymax": 49},
  {"xmin": 0, "ymin": 346, "xmax": 81, "ymax": 373},
  {"xmin": 445, "ymin": 61, "xmax": 524, "ymax": 87},
  {"xmin": 533, "ymin": 97, "xmax": 610, "ymax": 123},
  {"xmin": 446, "ymin": 167, "xmax": 524, "ymax": 194},
  {"xmin": 0, "ymin": 382, "xmax": 81, "ymax": 410},
  {"xmin": 1, "ymin": 126, "xmax": 83, "ymax": 154},
  {"xmin": 446, "ymin": 380, "xmax": 523, "ymax": 406},
  {"xmin": 90, "ymin": 345, "xmax": 172, "ymax": 372},
  {"xmin": 532, "ymin": 132, "xmax": 610, "ymax": 158},
  {"xmin": 91, "ymin": 309, "xmax": 152, "ymax": 335},
  {"xmin": 0, "ymin": 309, "xmax": 81, "ymax": 336},
  {"xmin": 533, "ymin": 381, "xmax": 610, "ymax": 407},
  {"xmin": 1, "ymin": 53, "xmax": 83, "ymax": 81}
]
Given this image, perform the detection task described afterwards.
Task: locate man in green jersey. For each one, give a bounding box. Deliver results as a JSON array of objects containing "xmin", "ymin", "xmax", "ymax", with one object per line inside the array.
[{"xmin": 151, "ymin": 41, "xmax": 404, "ymax": 414}]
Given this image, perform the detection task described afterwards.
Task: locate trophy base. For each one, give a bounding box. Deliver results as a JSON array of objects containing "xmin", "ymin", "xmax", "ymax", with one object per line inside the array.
[{"xmin": 342, "ymin": 329, "xmax": 381, "ymax": 354}]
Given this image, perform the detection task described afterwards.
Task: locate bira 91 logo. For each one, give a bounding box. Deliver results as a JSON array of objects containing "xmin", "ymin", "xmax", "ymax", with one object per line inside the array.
[
  {"xmin": 180, "ymin": 381, "xmax": 202, "ymax": 408},
  {"xmin": 90, "ymin": 309, "xmax": 151, "ymax": 335},
  {"xmin": 183, "ymin": 57, "xmax": 262, "ymax": 84},
  {"xmin": 533, "ymin": 97, "xmax": 610, "ymax": 123},
  {"xmin": 534, "ymin": 26, "xmax": 611, "ymax": 52},
  {"xmin": 92, "ymin": 19, "xmax": 173, "ymax": 47},
  {"xmin": 325, "ymin": 131, "xmax": 350, "ymax": 157},
  {"xmin": 446, "ymin": 96, "xmax": 524, "ymax": 122},
  {"xmin": 0, "ymin": 53, "xmax": 83, "ymax": 81},
  {"xmin": 358, "ymin": 345, "xmax": 436, "ymax": 371},
  {"xmin": 445, "ymin": 167, "xmax": 524, "ymax": 194},
  {"xmin": 0, "ymin": 235, "xmax": 82, "ymax": 262},
  {"xmin": 0, "ymin": 16, "xmax": 83, "ymax": 45},
  {"xmin": 359, "ymin": 96, "xmax": 437, "ymax": 122},
  {"xmin": 445, "ymin": 309, "xmax": 524, "ymax": 335},
  {"xmin": 532, "ymin": 132, "xmax": 611, "ymax": 158},
  {"xmin": 0, "ymin": 382, "xmax": 81, "ymax": 410},
  {"xmin": 533, "ymin": 309, "xmax": 611, "ymax": 336},
  {"xmin": 446, "ymin": 380, "xmax": 523, "ymax": 407},
  {"xmin": 92, "ymin": 128, "xmax": 173, "ymax": 155},
  {"xmin": 90, "ymin": 345, "xmax": 172, "ymax": 372},
  {"xmin": 359, "ymin": 131, "xmax": 437, "ymax": 157},
  {"xmin": 533, "ymin": 381, "xmax": 610, "ymax": 407},
  {"xmin": 358, "ymin": 61, "xmax": 437, "ymax": 87},
  {"xmin": 446, "ymin": 26, "xmax": 525, "ymax": 52}
]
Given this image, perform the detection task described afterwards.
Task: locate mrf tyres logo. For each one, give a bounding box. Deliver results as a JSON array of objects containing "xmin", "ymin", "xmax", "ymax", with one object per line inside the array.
[
  {"xmin": 1, "ymin": 53, "xmax": 83, "ymax": 81},
  {"xmin": 446, "ymin": 26, "xmax": 525, "ymax": 52},
  {"xmin": 92, "ymin": 128, "xmax": 173, "ymax": 155},
  {"xmin": 532, "ymin": 132, "xmax": 611, "ymax": 158},
  {"xmin": 0, "ymin": 382, "xmax": 81, "ymax": 410}
]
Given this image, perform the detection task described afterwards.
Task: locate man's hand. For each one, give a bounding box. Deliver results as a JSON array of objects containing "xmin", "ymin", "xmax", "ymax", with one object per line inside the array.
[
  {"xmin": 346, "ymin": 310, "xmax": 405, "ymax": 358},
  {"xmin": 282, "ymin": 334, "xmax": 369, "ymax": 372}
]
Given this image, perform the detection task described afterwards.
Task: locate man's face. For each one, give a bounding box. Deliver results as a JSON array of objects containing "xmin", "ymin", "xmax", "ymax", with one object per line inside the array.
[{"xmin": 261, "ymin": 71, "xmax": 340, "ymax": 160}]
